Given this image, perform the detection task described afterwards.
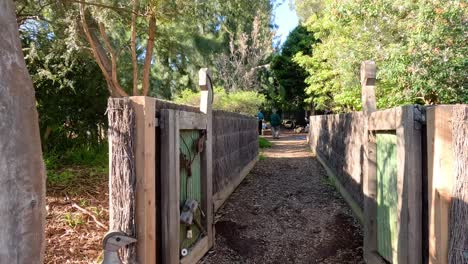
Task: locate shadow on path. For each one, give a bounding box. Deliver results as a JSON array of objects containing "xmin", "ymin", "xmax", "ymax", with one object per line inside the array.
[{"xmin": 201, "ymin": 133, "xmax": 364, "ymax": 264}]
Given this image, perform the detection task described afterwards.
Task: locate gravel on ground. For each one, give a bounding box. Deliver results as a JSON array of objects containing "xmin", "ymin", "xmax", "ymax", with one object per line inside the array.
[{"xmin": 201, "ymin": 132, "xmax": 364, "ymax": 264}]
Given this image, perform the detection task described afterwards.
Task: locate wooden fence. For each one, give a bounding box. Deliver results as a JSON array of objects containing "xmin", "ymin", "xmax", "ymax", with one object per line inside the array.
[
  {"xmin": 107, "ymin": 69, "xmax": 259, "ymax": 264},
  {"xmin": 308, "ymin": 61, "xmax": 467, "ymax": 264}
]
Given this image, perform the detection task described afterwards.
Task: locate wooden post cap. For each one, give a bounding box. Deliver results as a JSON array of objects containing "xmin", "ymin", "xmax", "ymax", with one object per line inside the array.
[
  {"xmin": 199, "ymin": 68, "xmax": 212, "ymax": 91},
  {"xmin": 360, "ymin": 61, "xmax": 376, "ymax": 86}
]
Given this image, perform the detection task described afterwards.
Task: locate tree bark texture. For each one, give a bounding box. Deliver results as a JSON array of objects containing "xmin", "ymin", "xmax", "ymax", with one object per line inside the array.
[
  {"xmin": 0, "ymin": 0, "xmax": 46, "ymax": 263},
  {"xmin": 448, "ymin": 105, "xmax": 468, "ymax": 264},
  {"xmin": 108, "ymin": 98, "xmax": 136, "ymax": 263}
]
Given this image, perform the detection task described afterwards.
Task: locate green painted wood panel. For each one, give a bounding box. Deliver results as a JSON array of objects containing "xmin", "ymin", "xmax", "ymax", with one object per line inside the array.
[
  {"xmin": 179, "ymin": 130, "xmax": 203, "ymax": 251},
  {"xmin": 377, "ymin": 132, "xmax": 398, "ymax": 263}
]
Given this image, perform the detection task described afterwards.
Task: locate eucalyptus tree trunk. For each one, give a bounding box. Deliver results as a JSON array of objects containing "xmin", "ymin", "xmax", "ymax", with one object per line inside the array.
[{"xmin": 0, "ymin": 0, "xmax": 46, "ymax": 263}]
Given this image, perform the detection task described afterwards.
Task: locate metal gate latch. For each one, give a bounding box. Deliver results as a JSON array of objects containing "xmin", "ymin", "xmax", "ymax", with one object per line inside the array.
[{"xmin": 102, "ymin": 231, "xmax": 137, "ymax": 264}]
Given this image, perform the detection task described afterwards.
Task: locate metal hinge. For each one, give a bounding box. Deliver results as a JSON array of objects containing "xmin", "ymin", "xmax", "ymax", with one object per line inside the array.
[{"xmin": 155, "ymin": 117, "xmax": 159, "ymax": 127}]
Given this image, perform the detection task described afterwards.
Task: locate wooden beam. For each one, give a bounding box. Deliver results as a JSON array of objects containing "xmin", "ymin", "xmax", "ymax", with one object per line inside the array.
[
  {"xmin": 199, "ymin": 68, "xmax": 214, "ymax": 248},
  {"xmin": 361, "ymin": 60, "xmax": 377, "ymax": 116},
  {"xmin": 426, "ymin": 106, "xmax": 455, "ymax": 264},
  {"xmin": 404, "ymin": 106, "xmax": 423, "ymax": 264},
  {"xmin": 129, "ymin": 96, "xmax": 157, "ymax": 264},
  {"xmin": 362, "ymin": 61, "xmax": 378, "ymax": 262},
  {"xmin": 160, "ymin": 109, "xmax": 180, "ymax": 264},
  {"xmin": 180, "ymin": 236, "xmax": 209, "ymax": 264},
  {"xmin": 364, "ymin": 130, "xmax": 379, "ymax": 262},
  {"xmin": 178, "ymin": 111, "xmax": 207, "ymax": 130},
  {"xmin": 369, "ymin": 108, "xmax": 401, "ymax": 131}
]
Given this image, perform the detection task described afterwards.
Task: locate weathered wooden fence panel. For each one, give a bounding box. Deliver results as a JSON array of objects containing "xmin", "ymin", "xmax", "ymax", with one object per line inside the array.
[
  {"xmin": 309, "ymin": 105, "xmax": 425, "ymax": 264},
  {"xmin": 308, "ymin": 112, "xmax": 366, "ymax": 218},
  {"xmin": 212, "ymin": 110, "xmax": 259, "ymax": 211}
]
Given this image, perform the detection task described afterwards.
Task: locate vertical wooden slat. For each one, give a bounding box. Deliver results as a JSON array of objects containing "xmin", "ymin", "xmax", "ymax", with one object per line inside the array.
[
  {"xmin": 362, "ymin": 60, "xmax": 379, "ymax": 262},
  {"xmin": 160, "ymin": 109, "xmax": 180, "ymax": 264},
  {"xmin": 199, "ymin": 68, "xmax": 214, "ymax": 247},
  {"xmin": 130, "ymin": 96, "xmax": 157, "ymax": 264},
  {"xmin": 404, "ymin": 106, "xmax": 423, "ymax": 264},
  {"xmin": 427, "ymin": 106, "xmax": 456, "ymax": 264}
]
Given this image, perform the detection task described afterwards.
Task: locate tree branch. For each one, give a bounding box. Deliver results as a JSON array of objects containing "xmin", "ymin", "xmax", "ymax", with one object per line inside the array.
[
  {"xmin": 79, "ymin": 3, "xmax": 128, "ymax": 97},
  {"xmin": 68, "ymin": 0, "xmax": 139, "ymax": 15},
  {"xmin": 142, "ymin": 13, "xmax": 156, "ymax": 96},
  {"xmin": 98, "ymin": 22, "xmax": 127, "ymax": 97}
]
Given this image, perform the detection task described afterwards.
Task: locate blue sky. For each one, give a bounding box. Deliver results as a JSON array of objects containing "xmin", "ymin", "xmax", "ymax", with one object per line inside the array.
[{"xmin": 273, "ymin": 1, "xmax": 299, "ymax": 46}]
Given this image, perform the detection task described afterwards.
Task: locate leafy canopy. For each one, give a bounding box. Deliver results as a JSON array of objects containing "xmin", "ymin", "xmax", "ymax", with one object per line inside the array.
[{"xmin": 294, "ymin": 0, "xmax": 467, "ymax": 112}]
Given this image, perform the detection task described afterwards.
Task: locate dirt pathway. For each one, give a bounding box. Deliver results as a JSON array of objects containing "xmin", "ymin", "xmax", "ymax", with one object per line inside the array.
[{"xmin": 201, "ymin": 133, "xmax": 364, "ymax": 264}]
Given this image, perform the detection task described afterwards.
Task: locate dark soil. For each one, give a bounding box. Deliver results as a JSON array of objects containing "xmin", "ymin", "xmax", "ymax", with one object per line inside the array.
[{"xmin": 201, "ymin": 132, "xmax": 364, "ymax": 264}]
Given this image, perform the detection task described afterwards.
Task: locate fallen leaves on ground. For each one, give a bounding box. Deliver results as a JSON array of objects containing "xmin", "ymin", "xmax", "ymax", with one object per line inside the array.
[{"xmin": 45, "ymin": 166, "xmax": 108, "ymax": 264}]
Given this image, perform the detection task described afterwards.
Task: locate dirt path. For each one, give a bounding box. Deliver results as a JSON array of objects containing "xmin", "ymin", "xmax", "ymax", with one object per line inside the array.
[{"xmin": 201, "ymin": 133, "xmax": 364, "ymax": 264}]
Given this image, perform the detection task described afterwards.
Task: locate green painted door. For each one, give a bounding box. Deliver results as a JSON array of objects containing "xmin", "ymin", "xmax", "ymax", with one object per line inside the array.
[
  {"xmin": 377, "ymin": 133, "xmax": 398, "ymax": 263},
  {"xmin": 179, "ymin": 130, "xmax": 203, "ymax": 251}
]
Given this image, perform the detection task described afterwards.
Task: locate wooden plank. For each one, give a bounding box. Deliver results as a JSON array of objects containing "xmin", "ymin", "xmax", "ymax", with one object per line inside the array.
[
  {"xmin": 427, "ymin": 106, "xmax": 455, "ymax": 264},
  {"xmin": 180, "ymin": 236, "xmax": 209, "ymax": 264},
  {"xmin": 213, "ymin": 156, "xmax": 259, "ymax": 212},
  {"xmin": 369, "ymin": 108, "xmax": 401, "ymax": 131},
  {"xmin": 129, "ymin": 96, "xmax": 156, "ymax": 264},
  {"xmin": 365, "ymin": 251, "xmax": 391, "ymax": 264},
  {"xmin": 160, "ymin": 109, "xmax": 180, "ymax": 264},
  {"xmin": 360, "ymin": 60, "xmax": 377, "ymax": 116},
  {"xmin": 403, "ymin": 106, "xmax": 423, "ymax": 264},
  {"xmin": 395, "ymin": 110, "xmax": 409, "ymax": 264},
  {"xmin": 199, "ymin": 68, "xmax": 214, "ymax": 248},
  {"xmin": 361, "ymin": 61, "xmax": 378, "ymax": 263},
  {"xmin": 364, "ymin": 131, "xmax": 379, "ymax": 262},
  {"xmin": 179, "ymin": 111, "xmax": 207, "ymax": 130}
]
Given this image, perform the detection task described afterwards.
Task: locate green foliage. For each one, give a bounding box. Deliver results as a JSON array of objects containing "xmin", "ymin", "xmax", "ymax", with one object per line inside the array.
[
  {"xmin": 174, "ymin": 87, "xmax": 266, "ymax": 115},
  {"xmin": 21, "ymin": 22, "xmax": 108, "ymax": 152},
  {"xmin": 63, "ymin": 212, "xmax": 84, "ymax": 228},
  {"xmin": 47, "ymin": 170, "xmax": 76, "ymax": 186},
  {"xmin": 294, "ymin": 0, "xmax": 468, "ymax": 112},
  {"xmin": 44, "ymin": 145, "xmax": 108, "ymax": 168},
  {"xmin": 44, "ymin": 145, "xmax": 108, "ymax": 186},
  {"xmin": 17, "ymin": 0, "xmax": 274, "ymax": 99},
  {"xmin": 259, "ymin": 137, "xmax": 273, "ymax": 148},
  {"xmin": 270, "ymin": 25, "xmax": 317, "ymax": 111}
]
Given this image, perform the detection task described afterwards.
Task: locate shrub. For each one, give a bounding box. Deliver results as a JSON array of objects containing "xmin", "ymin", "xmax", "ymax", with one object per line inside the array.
[
  {"xmin": 259, "ymin": 137, "xmax": 272, "ymax": 148},
  {"xmin": 174, "ymin": 87, "xmax": 266, "ymax": 116}
]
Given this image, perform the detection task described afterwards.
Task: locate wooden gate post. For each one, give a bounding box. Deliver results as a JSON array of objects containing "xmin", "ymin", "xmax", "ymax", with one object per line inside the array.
[
  {"xmin": 199, "ymin": 68, "xmax": 214, "ymax": 248},
  {"xmin": 109, "ymin": 97, "xmax": 157, "ymax": 264},
  {"xmin": 360, "ymin": 61, "xmax": 382, "ymax": 263}
]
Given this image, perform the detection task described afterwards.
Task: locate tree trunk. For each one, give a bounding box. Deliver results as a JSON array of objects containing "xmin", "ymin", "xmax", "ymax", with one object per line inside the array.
[
  {"xmin": 0, "ymin": 0, "xmax": 46, "ymax": 263},
  {"xmin": 142, "ymin": 14, "xmax": 156, "ymax": 96}
]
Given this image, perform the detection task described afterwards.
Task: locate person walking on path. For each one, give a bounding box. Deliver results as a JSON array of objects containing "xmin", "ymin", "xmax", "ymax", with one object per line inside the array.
[
  {"xmin": 257, "ymin": 110, "xmax": 264, "ymax": 135},
  {"xmin": 270, "ymin": 109, "xmax": 281, "ymax": 139}
]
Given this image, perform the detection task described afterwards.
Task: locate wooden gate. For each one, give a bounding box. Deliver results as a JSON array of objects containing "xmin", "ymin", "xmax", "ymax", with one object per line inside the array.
[
  {"xmin": 364, "ymin": 106, "xmax": 424, "ymax": 264},
  {"xmin": 160, "ymin": 69, "xmax": 214, "ymax": 264}
]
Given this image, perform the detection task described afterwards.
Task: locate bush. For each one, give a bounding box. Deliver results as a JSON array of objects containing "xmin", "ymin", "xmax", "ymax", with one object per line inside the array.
[
  {"xmin": 259, "ymin": 137, "xmax": 272, "ymax": 148},
  {"xmin": 174, "ymin": 87, "xmax": 266, "ymax": 116}
]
